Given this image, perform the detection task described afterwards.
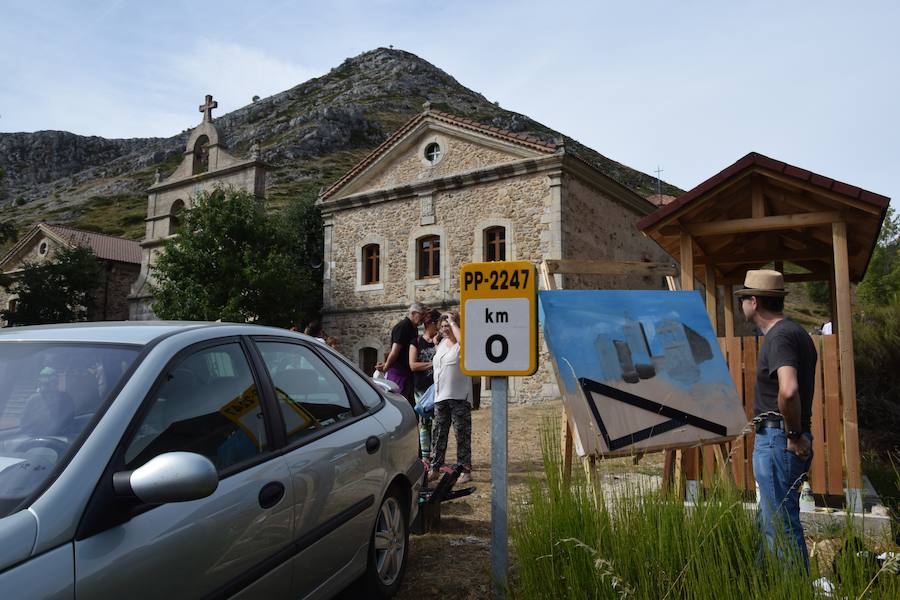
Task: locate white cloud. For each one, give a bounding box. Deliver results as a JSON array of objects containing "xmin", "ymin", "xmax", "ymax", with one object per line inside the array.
[{"xmin": 165, "ymin": 40, "xmax": 323, "ymax": 117}]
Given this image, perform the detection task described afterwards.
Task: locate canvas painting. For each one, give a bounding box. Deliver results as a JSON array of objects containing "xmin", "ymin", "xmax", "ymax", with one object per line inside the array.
[{"xmin": 540, "ymin": 290, "xmax": 748, "ymax": 457}]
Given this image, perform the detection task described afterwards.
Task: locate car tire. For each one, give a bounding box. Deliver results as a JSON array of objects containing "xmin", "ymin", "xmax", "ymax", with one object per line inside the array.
[{"xmin": 362, "ymin": 487, "xmax": 409, "ymax": 598}]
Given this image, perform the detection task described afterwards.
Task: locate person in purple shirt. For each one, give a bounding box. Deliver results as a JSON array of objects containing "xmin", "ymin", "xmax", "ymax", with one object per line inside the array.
[{"xmin": 376, "ymin": 302, "xmax": 426, "ymax": 406}]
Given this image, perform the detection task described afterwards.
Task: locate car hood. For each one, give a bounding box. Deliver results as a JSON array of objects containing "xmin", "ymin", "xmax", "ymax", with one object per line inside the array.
[{"xmin": 0, "ymin": 509, "xmax": 38, "ymax": 572}]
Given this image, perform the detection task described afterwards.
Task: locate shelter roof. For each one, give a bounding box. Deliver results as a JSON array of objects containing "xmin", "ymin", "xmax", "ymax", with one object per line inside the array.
[{"xmin": 637, "ymin": 152, "xmax": 890, "ymax": 283}]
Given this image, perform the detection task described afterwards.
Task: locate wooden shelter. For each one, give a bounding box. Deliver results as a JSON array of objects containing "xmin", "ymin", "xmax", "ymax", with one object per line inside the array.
[{"xmin": 637, "ymin": 152, "xmax": 890, "ymax": 506}]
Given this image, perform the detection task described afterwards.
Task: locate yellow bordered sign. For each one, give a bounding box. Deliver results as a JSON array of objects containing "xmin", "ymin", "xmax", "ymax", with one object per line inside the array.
[{"xmin": 460, "ymin": 261, "xmax": 538, "ymax": 376}]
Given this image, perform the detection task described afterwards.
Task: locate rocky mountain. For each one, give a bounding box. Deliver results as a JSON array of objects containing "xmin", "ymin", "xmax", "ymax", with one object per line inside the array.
[{"xmin": 0, "ymin": 48, "xmax": 682, "ymax": 241}]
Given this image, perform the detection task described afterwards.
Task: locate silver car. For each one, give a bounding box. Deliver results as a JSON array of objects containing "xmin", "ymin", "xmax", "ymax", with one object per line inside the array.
[{"xmin": 0, "ymin": 322, "xmax": 423, "ymax": 599}]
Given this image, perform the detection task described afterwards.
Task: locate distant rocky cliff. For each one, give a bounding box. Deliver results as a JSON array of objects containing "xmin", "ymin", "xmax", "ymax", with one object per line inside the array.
[{"xmin": 0, "ymin": 48, "xmax": 681, "ymax": 238}]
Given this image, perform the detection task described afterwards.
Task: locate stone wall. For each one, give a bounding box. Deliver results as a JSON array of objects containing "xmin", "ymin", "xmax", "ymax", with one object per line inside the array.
[
  {"xmin": 561, "ymin": 173, "xmax": 671, "ymax": 291},
  {"xmin": 361, "ymin": 132, "xmax": 522, "ymax": 193},
  {"xmin": 89, "ymin": 262, "xmax": 140, "ymax": 321},
  {"xmin": 326, "ymin": 172, "xmax": 551, "ymax": 312}
]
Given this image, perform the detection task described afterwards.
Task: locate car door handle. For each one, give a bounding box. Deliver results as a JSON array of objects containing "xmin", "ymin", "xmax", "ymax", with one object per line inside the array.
[
  {"xmin": 365, "ymin": 436, "xmax": 380, "ymax": 454},
  {"xmin": 258, "ymin": 481, "xmax": 286, "ymax": 509}
]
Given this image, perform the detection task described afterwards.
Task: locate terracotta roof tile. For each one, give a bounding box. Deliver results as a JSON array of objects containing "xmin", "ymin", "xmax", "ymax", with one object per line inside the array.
[{"xmin": 43, "ymin": 224, "xmax": 142, "ymax": 264}]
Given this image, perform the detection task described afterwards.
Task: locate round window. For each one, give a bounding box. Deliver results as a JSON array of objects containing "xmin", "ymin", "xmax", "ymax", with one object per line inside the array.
[
  {"xmin": 424, "ymin": 142, "xmax": 442, "ymax": 164},
  {"xmin": 38, "ymin": 241, "xmax": 49, "ymax": 256}
]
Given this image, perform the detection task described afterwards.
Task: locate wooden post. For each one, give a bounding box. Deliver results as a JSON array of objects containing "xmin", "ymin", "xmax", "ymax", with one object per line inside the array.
[
  {"xmin": 679, "ymin": 233, "xmax": 700, "ymax": 487},
  {"xmin": 540, "ymin": 261, "xmax": 575, "ymax": 487},
  {"xmin": 702, "ymin": 266, "xmax": 718, "ymax": 484},
  {"xmin": 723, "ymin": 284, "xmax": 735, "ymax": 338},
  {"xmin": 752, "ymin": 178, "xmax": 765, "ymax": 218},
  {"xmin": 832, "ymin": 222, "xmax": 863, "ymax": 510}
]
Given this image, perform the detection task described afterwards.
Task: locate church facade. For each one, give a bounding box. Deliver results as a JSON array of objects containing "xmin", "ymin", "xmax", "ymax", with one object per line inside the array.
[
  {"xmin": 129, "ymin": 96, "xmax": 266, "ymax": 319},
  {"xmin": 317, "ymin": 106, "xmax": 670, "ymax": 402}
]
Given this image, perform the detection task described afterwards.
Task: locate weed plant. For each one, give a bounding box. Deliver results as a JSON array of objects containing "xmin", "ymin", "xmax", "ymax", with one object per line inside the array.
[{"xmin": 510, "ymin": 419, "xmax": 900, "ymax": 599}]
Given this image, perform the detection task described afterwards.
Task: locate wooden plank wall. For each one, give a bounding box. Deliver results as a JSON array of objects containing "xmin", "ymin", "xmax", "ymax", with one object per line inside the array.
[{"xmin": 718, "ymin": 335, "xmax": 845, "ymax": 496}]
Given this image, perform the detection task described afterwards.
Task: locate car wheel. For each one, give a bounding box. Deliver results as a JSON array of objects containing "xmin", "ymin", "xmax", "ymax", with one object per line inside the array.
[{"xmin": 363, "ymin": 488, "xmax": 409, "ymax": 598}]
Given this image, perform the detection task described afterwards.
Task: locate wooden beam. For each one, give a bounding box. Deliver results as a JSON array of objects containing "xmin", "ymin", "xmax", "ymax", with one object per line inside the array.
[
  {"xmin": 752, "ymin": 178, "xmax": 765, "ymax": 218},
  {"xmin": 683, "ymin": 211, "xmax": 842, "ymax": 237},
  {"xmin": 695, "ymin": 248, "xmax": 833, "ymax": 266},
  {"xmin": 680, "ymin": 233, "xmax": 695, "ymax": 291},
  {"xmin": 759, "ymin": 169, "xmax": 885, "ymax": 216},
  {"xmin": 718, "ymin": 270, "xmax": 832, "ymax": 285},
  {"xmin": 832, "ymin": 222, "xmax": 863, "ymax": 492},
  {"xmin": 649, "ymin": 171, "xmax": 754, "ymax": 232},
  {"xmin": 544, "ymin": 259, "xmax": 677, "ymax": 277}
]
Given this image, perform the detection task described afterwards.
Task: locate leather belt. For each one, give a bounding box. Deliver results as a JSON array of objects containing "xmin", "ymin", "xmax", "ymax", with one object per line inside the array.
[{"xmin": 755, "ymin": 418, "xmax": 784, "ymax": 433}]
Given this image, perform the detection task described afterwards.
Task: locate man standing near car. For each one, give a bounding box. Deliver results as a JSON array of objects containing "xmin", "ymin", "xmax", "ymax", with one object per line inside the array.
[
  {"xmin": 737, "ymin": 269, "xmax": 816, "ymax": 571},
  {"xmin": 377, "ymin": 302, "xmax": 426, "ymax": 406}
]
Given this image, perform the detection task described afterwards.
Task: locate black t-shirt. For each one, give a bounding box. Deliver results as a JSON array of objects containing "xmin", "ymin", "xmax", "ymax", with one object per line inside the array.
[
  {"xmin": 389, "ymin": 317, "xmax": 418, "ymax": 373},
  {"xmin": 412, "ymin": 335, "xmax": 436, "ymax": 392},
  {"xmin": 753, "ymin": 318, "xmax": 818, "ymax": 431}
]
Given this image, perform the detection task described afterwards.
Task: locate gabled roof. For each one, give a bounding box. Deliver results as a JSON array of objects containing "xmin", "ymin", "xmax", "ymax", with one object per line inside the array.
[
  {"xmin": 637, "ymin": 152, "xmax": 890, "ymax": 231},
  {"xmin": 319, "ymin": 109, "xmax": 559, "ymax": 201},
  {"xmin": 636, "ymin": 152, "xmax": 890, "ymax": 283},
  {"xmin": 1, "ymin": 223, "xmax": 142, "ymax": 270}
]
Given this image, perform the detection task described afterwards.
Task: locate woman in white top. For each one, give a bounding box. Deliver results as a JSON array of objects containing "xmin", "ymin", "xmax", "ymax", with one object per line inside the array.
[{"xmin": 429, "ymin": 311, "xmax": 473, "ymax": 484}]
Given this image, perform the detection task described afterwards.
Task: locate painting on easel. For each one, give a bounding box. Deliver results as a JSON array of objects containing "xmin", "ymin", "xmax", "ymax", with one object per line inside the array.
[{"xmin": 540, "ymin": 290, "xmax": 747, "ymax": 457}]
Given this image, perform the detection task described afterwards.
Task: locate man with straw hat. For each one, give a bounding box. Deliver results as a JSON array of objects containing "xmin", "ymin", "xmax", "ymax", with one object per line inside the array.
[{"xmin": 737, "ymin": 269, "xmax": 817, "ymax": 571}]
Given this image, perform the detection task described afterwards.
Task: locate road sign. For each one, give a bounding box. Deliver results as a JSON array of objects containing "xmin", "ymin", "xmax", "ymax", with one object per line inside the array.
[{"xmin": 460, "ymin": 261, "xmax": 537, "ymax": 376}]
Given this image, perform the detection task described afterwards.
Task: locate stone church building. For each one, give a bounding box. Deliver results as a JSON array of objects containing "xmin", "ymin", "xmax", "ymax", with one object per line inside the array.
[
  {"xmin": 129, "ymin": 95, "xmax": 266, "ymax": 319},
  {"xmin": 317, "ymin": 106, "xmax": 670, "ymax": 401},
  {"xmin": 0, "ymin": 222, "xmax": 141, "ymax": 324}
]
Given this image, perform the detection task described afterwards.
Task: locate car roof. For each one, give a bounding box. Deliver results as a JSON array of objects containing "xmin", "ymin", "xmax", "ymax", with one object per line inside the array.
[{"xmin": 0, "ymin": 321, "xmax": 301, "ymax": 346}]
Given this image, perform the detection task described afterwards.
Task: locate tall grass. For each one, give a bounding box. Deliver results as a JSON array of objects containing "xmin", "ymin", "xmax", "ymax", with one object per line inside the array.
[{"xmin": 510, "ymin": 419, "xmax": 900, "ymax": 599}]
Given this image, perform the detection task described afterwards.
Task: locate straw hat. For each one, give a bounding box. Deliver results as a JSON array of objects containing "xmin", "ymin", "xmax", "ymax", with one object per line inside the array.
[{"xmin": 734, "ymin": 269, "xmax": 788, "ymax": 297}]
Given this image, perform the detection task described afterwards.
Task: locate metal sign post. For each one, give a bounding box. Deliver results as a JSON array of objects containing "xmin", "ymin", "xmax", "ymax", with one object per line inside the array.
[
  {"xmin": 490, "ymin": 375, "xmax": 508, "ymax": 599},
  {"xmin": 460, "ymin": 261, "xmax": 537, "ymax": 600}
]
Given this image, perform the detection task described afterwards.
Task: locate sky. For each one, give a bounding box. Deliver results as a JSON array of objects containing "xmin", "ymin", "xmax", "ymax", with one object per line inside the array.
[{"xmin": 1, "ymin": 1, "xmax": 897, "ymax": 208}]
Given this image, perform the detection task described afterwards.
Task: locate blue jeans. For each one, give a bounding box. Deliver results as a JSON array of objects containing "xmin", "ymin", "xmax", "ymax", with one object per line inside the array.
[{"xmin": 753, "ymin": 428, "xmax": 812, "ymax": 571}]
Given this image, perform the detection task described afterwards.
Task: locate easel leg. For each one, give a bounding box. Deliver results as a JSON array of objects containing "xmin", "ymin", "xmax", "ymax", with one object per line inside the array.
[
  {"xmin": 561, "ymin": 412, "xmax": 573, "ymax": 487},
  {"xmin": 713, "ymin": 442, "xmax": 734, "ymax": 485},
  {"xmin": 662, "ymin": 449, "xmax": 676, "ymax": 492}
]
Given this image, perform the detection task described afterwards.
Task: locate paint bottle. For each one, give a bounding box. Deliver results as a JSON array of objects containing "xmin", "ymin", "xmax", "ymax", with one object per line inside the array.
[
  {"xmin": 419, "ymin": 420, "xmax": 432, "ymax": 461},
  {"xmin": 800, "ymin": 482, "xmax": 815, "ymax": 511}
]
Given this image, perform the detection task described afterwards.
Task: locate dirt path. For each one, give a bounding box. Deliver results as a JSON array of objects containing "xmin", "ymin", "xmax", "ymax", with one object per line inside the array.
[{"xmin": 394, "ymin": 399, "xmax": 663, "ymax": 599}]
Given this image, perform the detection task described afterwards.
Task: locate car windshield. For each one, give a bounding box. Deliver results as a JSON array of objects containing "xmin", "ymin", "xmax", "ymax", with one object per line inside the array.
[{"xmin": 0, "ymin": 342, "xmax": 140, "ymax": 518}]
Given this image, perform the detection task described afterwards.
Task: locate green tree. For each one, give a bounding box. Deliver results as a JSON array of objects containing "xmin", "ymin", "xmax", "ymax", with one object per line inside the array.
[
  {"xmin": 0, "ymin": 245, "xmax": 103, "ymax": 326},
  {"xmin": 151, "ymin": 188, "xmax": 322, "ymax": 327},
  {"xmin": 0, "ymin": 221, "xmax": 17, "ymax": 246},
  {"xmin": 857, "ymin": 206, "xmax": 900, "ymax": 307}
]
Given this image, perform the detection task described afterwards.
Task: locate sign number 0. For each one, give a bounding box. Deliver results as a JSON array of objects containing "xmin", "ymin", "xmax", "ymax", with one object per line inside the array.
[{"xmin": 486, "ymin": 334, "xmax": 509, "ymax": 363}]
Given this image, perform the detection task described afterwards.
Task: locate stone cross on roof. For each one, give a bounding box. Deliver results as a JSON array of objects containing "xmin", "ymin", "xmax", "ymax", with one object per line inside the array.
[{"xmin": 199, "ymin": 94, "xmax": 218, "ymax": 123}]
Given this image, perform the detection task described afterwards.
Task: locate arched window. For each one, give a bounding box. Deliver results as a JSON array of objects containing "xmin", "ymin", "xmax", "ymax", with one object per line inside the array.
[
  {"xmin": 417, "ymin": 235, "xmax": 440, "ymax": 279},
  {"xmin": 359, "ymin": 347, "xmax": 378, "ymax": 376},
  {"xmin": 362, "ymin": 243, "xmax": 380, "ymax": 285},
  {"xmin": 169, "ymin": 199, "xmax": 185, "ymax": 235},
  {"xmin": 484, "ymin": 226, "xmax": 506, "ymax": 262},
  {"xmin": 192, "ymin": 135, "xmax": 210, "ymax": 175}
]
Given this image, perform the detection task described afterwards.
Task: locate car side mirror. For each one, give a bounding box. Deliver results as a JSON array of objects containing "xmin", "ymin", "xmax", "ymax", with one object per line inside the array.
[
  {"xmin": 372, "ymin": 377, "xmax": 400, "ymax": 394},
  {"xmin": 113, "ymin": 452, "xmax": 218, "ymax": 504}
]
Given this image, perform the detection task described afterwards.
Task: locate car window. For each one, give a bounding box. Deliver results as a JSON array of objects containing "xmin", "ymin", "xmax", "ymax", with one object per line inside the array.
[
  {"xmin": 0, "ymin": 343, "xmax": 139, "ymax": 519},
  {"xmin": 256, "ymin": 342, "xmax": 354, "ymax": 444},
  {"xmin": 319, "ymin": 347, "xmax": 383, "ymax": 410},
  {"xmin": 124, "ymin": 343, "xmax": 266, "ymax": 472}
]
